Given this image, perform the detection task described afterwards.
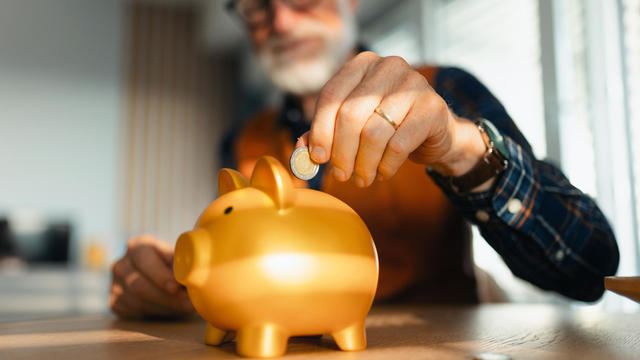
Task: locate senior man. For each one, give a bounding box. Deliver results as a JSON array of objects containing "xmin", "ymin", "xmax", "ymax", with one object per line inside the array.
[{"xmin": 110, "ymin": 0, "xmax": 619, "ymax": 319}]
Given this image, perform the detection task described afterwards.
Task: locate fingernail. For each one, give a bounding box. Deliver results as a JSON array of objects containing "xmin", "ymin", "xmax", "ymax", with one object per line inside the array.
[
  {"xmin": 354, "ymin": 176, "xmax": 365, "ymax": 187},
  {"xmin": 310, "ymin": 146, "xmax": 325, "ymax": 162},
  {"xmin": 331, "ymin": 167, "xmax": 345, "ymax": 181},
  {"xmin": 166, "ymin": 281, "xmax": 178, "ymax": 294},
  {"xmin": 182, "ymin": 299, "xmax": 194, "ymax": 312}
]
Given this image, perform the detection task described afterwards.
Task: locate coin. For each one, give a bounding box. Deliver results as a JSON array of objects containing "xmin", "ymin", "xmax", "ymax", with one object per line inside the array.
[{"xmin": 290, "ymin": 146, "xmax": 319, "ymax": 181}]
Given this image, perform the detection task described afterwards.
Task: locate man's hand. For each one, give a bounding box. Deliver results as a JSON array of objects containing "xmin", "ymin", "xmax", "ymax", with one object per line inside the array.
[
  {"xmin": 109, "ymin": 235, "xmax": 195, "ymax": 319},
  {"xmin": 296, "ymin": 51, "xmax": 489, "ymax": 190}
]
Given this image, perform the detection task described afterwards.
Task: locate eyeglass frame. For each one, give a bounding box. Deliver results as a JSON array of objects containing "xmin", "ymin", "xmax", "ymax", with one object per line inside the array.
[{"xmin": 225, "ymin": 0, "xmax": 321, "ymax": 28}]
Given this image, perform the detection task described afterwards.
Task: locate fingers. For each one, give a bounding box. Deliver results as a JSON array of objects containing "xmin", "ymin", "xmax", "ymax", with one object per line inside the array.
[
  {"xmin": 308, "ymin": 52, "xmax": 450, "ymax": 187},
  {"xmin": 128, "ymin": 236, "xmax": 180, "ymax": 294},
  {"xmin": 110, "ymin": 235, "xmax": 195, "ymax": 319},
  {"xmin": 378, "ymin": 94, "xmax": 448, "ymax": 180},
  {"xmin": 109, "ymin": 281, "xmax": 134, "ymax": 318},
  {"xmin": 114, "ymin": 256, "xmax": 192, "ymax": 314},
  {"xmin": 110, "ymin": 280, "xmax": 190, "ymax": 319},
  {"xmin": 309, "ymin": 51, "xmax": 379, "ymax": 164},
  {"xmin": 330, "ymin": 57, "xmax": 403, "ymax": 181},
  {"xmin": 353, "ymin": 76, "xmax": 419, "ymax": 186}
]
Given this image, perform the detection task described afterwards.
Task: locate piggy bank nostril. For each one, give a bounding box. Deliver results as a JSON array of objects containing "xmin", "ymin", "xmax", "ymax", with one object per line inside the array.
[{"xmin": 224, "ymin": 206, "xmax": 233, "ymax": 214}]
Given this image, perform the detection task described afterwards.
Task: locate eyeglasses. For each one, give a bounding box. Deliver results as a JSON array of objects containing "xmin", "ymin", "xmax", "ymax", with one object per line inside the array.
[{"xmin": 225, "ymin": 0, "xmax": 320, "ymax": 28}]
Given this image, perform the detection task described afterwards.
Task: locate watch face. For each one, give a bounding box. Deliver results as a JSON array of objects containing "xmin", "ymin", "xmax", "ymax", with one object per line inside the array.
[{"xmin": 483, "ymin": 119, "xmax": 510, "ymax": 160}]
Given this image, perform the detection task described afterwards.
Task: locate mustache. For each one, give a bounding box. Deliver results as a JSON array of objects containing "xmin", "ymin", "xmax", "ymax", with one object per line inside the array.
[{"xmin": 260, "ymin": 23, "xmax": 330, "ymax": 54}]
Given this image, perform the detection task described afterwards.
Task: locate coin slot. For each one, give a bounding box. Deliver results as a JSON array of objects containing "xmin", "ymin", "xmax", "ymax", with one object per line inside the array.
[{"xmin": 224, "ymin": 206, "xmax": 233, "ymax": 214}]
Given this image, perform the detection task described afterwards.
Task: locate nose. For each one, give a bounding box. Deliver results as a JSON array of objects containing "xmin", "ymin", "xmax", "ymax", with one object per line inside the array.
[
  {"xmin": 174, "ymin": 229, "xmax": 211, "ymax": 287},
  {"xmin": 271, "ymin": 0, "xmax": 300, "ymax": 34}
]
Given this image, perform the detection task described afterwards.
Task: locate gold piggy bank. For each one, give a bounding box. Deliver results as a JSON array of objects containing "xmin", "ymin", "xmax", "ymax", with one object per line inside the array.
[{"xmin": 174, "ymin": 156, "xmax": 379, "ymax": 358}]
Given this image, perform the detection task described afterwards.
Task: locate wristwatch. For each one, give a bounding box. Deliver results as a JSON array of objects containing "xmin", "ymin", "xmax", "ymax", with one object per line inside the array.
[{"xmin": 449, "ymin": 119, "xmax": 509, "ymax": 194}]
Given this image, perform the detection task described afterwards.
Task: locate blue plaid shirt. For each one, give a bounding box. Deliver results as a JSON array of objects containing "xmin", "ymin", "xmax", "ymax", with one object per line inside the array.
[{"xmin": 428, "ymin": 67, "xmax": 619, "ymax": 301}]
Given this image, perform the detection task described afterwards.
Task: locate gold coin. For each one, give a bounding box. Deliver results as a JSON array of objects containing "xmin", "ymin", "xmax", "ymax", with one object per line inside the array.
[{"xmin": 290, "ymin": 146, "xmax": 319, "ymax": 181}]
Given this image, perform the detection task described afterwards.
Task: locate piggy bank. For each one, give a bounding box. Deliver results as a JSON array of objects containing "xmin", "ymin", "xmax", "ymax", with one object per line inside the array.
[{"xmin": 174, "ymin": 156, "xmax": 379, "ymax": 358}]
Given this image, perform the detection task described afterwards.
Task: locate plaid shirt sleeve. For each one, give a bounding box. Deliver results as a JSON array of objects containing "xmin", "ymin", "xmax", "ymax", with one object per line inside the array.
[{"xmin": 427, "ymin": 67, "xmax": 619, "ymax": 302}]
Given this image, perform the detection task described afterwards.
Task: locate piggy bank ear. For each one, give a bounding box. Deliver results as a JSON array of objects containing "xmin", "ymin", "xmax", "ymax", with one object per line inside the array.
[
  {"xmin": 218, "ymin": 169, "xmax": 249, "ymax": 196},
  {"xmin": 250, "ymin": 156, "xmax": 295, "ymax": 209}
]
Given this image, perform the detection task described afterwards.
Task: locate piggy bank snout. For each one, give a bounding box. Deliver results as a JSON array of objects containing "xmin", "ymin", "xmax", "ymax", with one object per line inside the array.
[{"xmin": 174, "ymin": 229, "xmax": 211, "ymax": 287}]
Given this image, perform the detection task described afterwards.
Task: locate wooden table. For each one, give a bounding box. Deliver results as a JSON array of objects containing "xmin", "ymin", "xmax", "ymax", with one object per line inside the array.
[{"xmin": 1, "ymin": 304, "xmax": 638, "ymax": 360}]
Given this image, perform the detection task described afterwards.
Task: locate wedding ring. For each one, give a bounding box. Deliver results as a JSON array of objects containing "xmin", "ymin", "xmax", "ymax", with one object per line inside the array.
[{"xmin": 374, "ymin": 107, "xmax": 399, "ymax": 130}]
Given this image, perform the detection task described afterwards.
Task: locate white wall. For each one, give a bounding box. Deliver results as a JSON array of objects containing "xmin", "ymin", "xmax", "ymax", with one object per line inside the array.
[{"xmin": 0, "ymin": 0, "xmax": 124, "ymax": 254}]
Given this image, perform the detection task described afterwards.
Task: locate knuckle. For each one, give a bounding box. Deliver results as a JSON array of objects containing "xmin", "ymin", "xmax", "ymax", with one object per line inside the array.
[
  {"xmin": 356, "ymin": 51, "xmax": 379, "ymax": 62},
  {"xmin": 338, "ymin": 103, "xmax": 361, "ymax": 126},
  {"xmin": 384, "ymin": 56, "xmax": 409, "ymax": 69},
  {"xmin": 362, "ymin": 123, "xmax": 387, "ymax": 143},
  {"xmin": 428, "ymin": 95, "xmax": 448, "ymax": 114},
  {"xmin": 319, "ymin": 82, "xmax": 341, "ymax": 104},
  {"xmin": 378, "ymin": 162, "xmax": 397, "ymax": 179},
  {"xmin": 127, "ymin": 234, "xmax": 155, "ymax": 251},
  {"xmin": 110, "ymin": 282, "xmax": 123, "ymax": 296},
  {"xmin": 405, "ymin": 71, "xmax": 428, "ymax": 88},
  {"xmin": 126, "ymin": 237, "xmax": 142, "ymax": 250},
  {"xmin": 331, "ymin": 151, "xmax": 349, "ymax": 169},
  {"xmin": 388, "ymin": 138, "xmax": 407, "ymax": 156}
]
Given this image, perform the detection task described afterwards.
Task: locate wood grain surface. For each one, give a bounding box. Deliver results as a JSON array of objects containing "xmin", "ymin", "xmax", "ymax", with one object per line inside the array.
[{"xmin": 1, "ymin": 304, "xmax": 638, "ymax": 360}]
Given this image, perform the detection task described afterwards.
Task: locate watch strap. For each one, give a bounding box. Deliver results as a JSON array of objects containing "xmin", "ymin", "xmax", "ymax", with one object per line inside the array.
[{"xmin": 449, "ymin": 120, "xmax": 508, "ymax": 194}]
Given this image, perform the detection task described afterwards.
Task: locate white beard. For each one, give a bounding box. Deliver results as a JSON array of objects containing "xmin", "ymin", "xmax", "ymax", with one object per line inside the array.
[{"xmin": 257, "ymin": 0, "xmax": 357, "ymax": 97}]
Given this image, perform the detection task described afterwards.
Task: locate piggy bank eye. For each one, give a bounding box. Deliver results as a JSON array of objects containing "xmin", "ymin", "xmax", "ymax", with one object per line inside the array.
[{"xmin": 224, "ymin": 206, "xmax": 233, "ymax": 215}]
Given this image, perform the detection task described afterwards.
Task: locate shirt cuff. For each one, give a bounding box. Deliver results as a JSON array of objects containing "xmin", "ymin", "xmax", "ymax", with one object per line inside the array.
[{"xmin": 427, "ymin": 135, "xmax": 539, "ymax": 232}]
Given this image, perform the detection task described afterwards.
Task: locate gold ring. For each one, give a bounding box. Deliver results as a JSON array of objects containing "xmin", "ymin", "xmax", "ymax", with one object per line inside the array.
[{"xmin": 374, "ymin": 107, "xmax": 399, "ymax": 130}]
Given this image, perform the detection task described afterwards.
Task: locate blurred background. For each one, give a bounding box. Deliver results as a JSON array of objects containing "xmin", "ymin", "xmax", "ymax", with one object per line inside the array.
[{"xmin": 0, "ymin": 0, "xmax": 638, "ymax": 321}]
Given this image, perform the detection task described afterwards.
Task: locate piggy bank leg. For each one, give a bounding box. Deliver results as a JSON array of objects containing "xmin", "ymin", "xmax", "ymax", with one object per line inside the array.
[
  {"xmin": 204, "ymin": 323, "xmax": 227, "ymax": 346},
  {"xmin": 331, "ymin": 321, "xmax": 367, "ymax": 351},
  {"xmin": 236, "ymin": 323, "xmax": 289, "ymax": 358}
]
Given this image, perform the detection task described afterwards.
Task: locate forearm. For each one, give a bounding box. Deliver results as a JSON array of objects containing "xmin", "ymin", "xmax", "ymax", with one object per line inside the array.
[{"xmin": 429, "ymin": 135, "xmax": 619, "ymax": 301}]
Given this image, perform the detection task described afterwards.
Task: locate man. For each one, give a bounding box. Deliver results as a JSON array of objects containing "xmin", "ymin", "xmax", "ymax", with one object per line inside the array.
[{"xmin": 110, "ymin": 0, "xmax": 619, "ymax": 319}]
